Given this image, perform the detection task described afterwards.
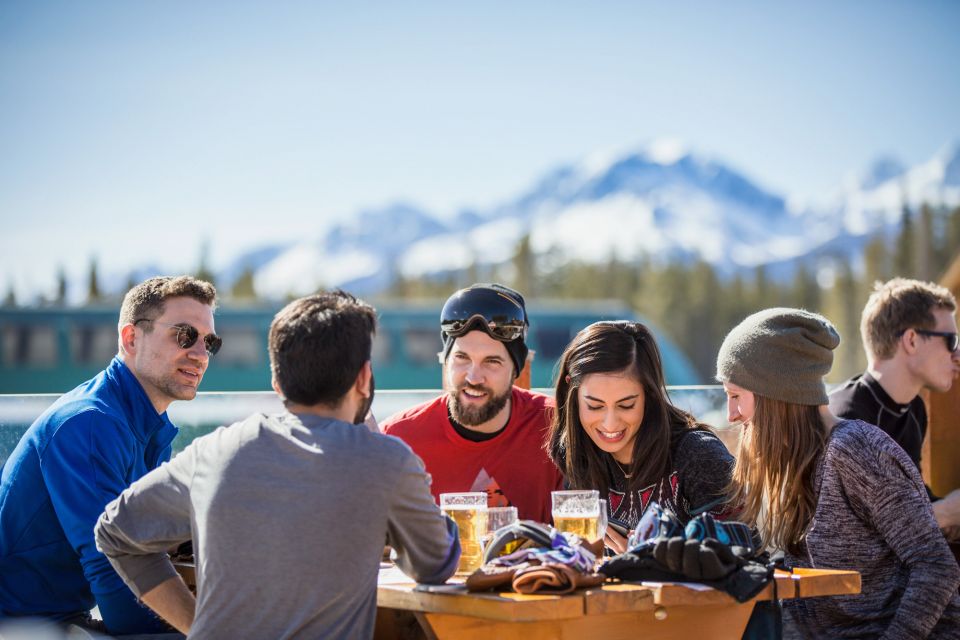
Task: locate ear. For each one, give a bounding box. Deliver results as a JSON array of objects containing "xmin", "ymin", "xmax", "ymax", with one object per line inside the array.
[
  {"xmin": 901, "ymin": 329, "xmax": 920, "ymax": 355},
  {"xmin": 119, "ymin": 323, "xmax": 137, "ymax": 356},
  {"xmin": 271, "ymin": 373, "xmax": 282, "ymax": 398},
  {"xmin": 354, "ymin": 360, "xmax": 373, "ymax": 398}
]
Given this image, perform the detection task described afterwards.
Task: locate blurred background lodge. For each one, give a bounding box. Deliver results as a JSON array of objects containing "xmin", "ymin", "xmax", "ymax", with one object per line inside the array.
[{"xmin": 0, "ymin": 299, "xmax": 699, "ymax": 393}]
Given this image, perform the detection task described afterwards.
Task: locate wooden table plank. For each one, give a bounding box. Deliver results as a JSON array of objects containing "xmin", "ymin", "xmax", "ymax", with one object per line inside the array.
[
  {"xmin": 377, "ymin": 583, "xmax": 588, "ymax": 622},
  {"xmin": 788, "ymin": 567, "xmax": 861, "ymax": 598},
  {"xmin": 421, "ymin": 604, "xmax": 756, "ymax": 640}
]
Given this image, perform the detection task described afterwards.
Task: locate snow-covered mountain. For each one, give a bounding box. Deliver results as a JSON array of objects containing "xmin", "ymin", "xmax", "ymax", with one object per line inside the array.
[
  {"xmin": 815, "ymin": 143, "xmax": 960, "ymax": 238},
  {"xmin": 235, "ymin": 140, "xmax": 960, "ymax": 299}
]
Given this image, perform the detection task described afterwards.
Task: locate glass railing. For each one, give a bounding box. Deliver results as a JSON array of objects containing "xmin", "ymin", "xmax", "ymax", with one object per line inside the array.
[{"xmin": 0, "ymin": 386, "xmax": 740, "ymax": 467}]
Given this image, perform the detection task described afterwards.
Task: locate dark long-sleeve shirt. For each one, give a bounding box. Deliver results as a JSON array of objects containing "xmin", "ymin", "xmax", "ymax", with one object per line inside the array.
[{"xmin": 829, "ymin": 371, "xmax": 935, "ymax": 499}]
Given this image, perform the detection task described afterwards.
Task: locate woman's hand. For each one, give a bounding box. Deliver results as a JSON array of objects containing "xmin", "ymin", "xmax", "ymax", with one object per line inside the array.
[{"xmin": 605, "ymin": 528, "xmax": 629, "ymax": 555}]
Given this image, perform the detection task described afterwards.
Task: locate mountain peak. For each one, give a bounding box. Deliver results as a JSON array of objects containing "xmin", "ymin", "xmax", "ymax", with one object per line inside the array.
[
  {"xmin": 860, "ymin": 155, "xmax": 906, "ymax": 190},
  {"xmin": 645, "ymin": 138, "xmax": 688, "ymax": 165}
]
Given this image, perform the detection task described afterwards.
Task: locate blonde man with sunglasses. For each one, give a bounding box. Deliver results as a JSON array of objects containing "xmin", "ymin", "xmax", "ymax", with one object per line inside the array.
[
  {"xmin": 0, "ymin": 276, "xmax": 218, "ymax": 635},
  {"xmin": 830, "ymin": 277, "xmax": 960, "ymax": 540}
]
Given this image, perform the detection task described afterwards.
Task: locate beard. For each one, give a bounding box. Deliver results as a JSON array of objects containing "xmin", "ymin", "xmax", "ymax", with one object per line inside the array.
[
  {"xmin": 146, "ymin": 368, "xmax": 201, "ymax": 404},
  {"xmin": 354, "ymin": 373, "xmax": 375, "ymax": 425},
  {"xmin": 449, "ymin": 382, "xmax": 511, "ymax": 426}
]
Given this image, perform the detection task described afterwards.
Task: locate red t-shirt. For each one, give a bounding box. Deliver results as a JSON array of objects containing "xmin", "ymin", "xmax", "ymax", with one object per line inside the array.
[{"xmin": 382, "ymin": 387, "xmax": 563, "ymax": 524}]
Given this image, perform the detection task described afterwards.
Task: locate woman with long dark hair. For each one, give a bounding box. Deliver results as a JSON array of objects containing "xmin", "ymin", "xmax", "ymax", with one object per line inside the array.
[
  {"xmin": 548, "ymin": 320, "xmax": 734, "ymax": 553},
  {"xmin": 717, "ymin": 307, "xmax": 959, "ymax": 638}
]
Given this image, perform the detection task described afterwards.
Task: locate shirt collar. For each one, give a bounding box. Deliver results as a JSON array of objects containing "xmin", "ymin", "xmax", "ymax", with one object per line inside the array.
[
  {"xmin": 106, "ymin": 356, "xmax": 176, "ymax": 442},
  {"xmin": 862, "ymin": 371, "xmax": 912, "ymax": 415}
]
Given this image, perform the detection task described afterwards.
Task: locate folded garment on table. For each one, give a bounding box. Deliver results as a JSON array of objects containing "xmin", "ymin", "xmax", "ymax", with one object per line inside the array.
[{"xmin": 466, "ymin": 520, "xmax": 604, "ymax": 593}]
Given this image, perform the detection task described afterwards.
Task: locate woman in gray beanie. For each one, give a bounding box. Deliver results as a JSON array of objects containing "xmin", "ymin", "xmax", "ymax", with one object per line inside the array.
[{"xmin": 717, "ymin": 308, "xmax": 960, "ymax": 639}]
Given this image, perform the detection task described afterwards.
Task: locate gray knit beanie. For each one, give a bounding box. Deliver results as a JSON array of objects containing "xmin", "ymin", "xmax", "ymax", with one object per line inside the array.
[{"xmin": 716, "ymin": 307, "xmax": 840, "ymax": 406}]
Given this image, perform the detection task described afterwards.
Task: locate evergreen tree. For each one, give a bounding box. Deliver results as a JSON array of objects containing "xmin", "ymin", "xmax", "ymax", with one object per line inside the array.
[
  {"xmin": 792, "ymin": 263, "xmax": 820, "ymax": 312},
  {"xmin": 933, "ymin": 207, "xmax": 960, "ymax": 279},
  {"xmin": 916, "ymin": 203, "xmax": 934, "ymax": 280},
  {"xmin": 55, "ymin": 266, "xmax": 68, "ymax": 305},
  {"xmin": 946, "ymin": 206, "xmax": 960, "ymax": 269},
  {"xmin": 752, "ymin": 265, "xmax": 770, "ymax": 310},
  {"xmin": 863, "ymin": 232, "xmax": 890, "ymax": 288},
  {"xmin": 722, "ymin": 273, "xmax": 749, "ymax": 332},
  {"xmin": 231, "ymin": 267, "xmax": 257, "ymax": 300},
  {"xmin": 822, "ymin": 260, "xmax": 863, "ymax": 381},
  {"xmin": 86, "ymin": 257, "xmax": 102, "ymax": 304},
  {"xmin": 195, "ymin": 239, "xmax": 216, "ymax": 286},
  {"xmin": 2, "ymin": 279, "xmax": 15, "ymax": 307},
  {"xmin": 686, "ymin": 259, "xmax": 722, "ymax": 379},
  {"xmin": 512, "ymin": 233, "xmax": 535, "ymax": 297},
  {"xmin": 894, "ymin": 204, "xmax": 915, "ymax": 277}
]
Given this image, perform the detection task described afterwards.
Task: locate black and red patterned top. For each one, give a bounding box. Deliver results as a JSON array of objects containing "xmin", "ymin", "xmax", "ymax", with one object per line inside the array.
[{"xmin": 606, "ymin": 428, "xmax": 735, "ymax": 528}]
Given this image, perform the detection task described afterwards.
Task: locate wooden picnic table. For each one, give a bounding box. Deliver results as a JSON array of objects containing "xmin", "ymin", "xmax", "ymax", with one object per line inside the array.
[
  {"xmin": 374, "ymin": 564, "xmax": 860, "ymax": 640},
  {"xmin": 173, "ymin": 561, "xmax": 860, "ymax": 640}
]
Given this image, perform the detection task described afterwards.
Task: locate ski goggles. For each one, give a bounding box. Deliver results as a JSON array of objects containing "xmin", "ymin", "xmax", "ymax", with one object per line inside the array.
[
  {"xmin": 440, "ymin": 287, "xmax": 527, "ymax": 342},
  {"xmin": 134, "ymin": 319, "xmax": 223, "ymax": 356}
]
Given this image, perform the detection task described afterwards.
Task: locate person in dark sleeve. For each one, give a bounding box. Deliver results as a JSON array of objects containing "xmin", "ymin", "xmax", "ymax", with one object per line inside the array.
[
  {"xmin": 0, "ymin": 276, "xmax": 218, "ymax": 635},
  {"xmin": 548, "ymin": 321, "xmax": 736, "ymax": 556},
  {"xmin": 829, "ymin": 277, "xmax": 960, "ymax": 540},
  {"xmin": 718, "ymin": 307, "xmax": 960, "ymax": 639}
]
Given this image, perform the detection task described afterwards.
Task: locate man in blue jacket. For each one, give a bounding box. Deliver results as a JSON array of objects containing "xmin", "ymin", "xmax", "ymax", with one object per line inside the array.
[{"xmin": 0, "ymin": 275, "xmax": 219, "ymax": 635}]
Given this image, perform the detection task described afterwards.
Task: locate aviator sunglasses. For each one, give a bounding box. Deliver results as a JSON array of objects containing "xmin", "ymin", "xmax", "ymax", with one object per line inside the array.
[
  {"xmin": 440, "ymin": 287, "xmax": 527, "ymax": 342},
  {"xmin": 898, "ymin": 328, "xmax": 959, "ymax": 353},
  {"xmin": 134, "ymin": 319, "xmax": 223, "ymax": 356}
]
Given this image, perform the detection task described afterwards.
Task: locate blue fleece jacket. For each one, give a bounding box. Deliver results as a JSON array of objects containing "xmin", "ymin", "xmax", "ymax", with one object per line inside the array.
[{"xmin": 0, "ymin": 357, "xmax": 177, "ymax": 634}]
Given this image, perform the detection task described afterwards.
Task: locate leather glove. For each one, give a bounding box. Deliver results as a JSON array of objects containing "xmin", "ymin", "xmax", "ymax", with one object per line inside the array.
[
  {"xmin": 653, "ymin": 536, "xmax": 741, "ymax": 580},
  {"xmin": 466, "ymin": 561, "xmax": 531, "ymax": 592},
  {"xmin": 512, "ymin": 563, "xmax": 605, "ymax": 594}
]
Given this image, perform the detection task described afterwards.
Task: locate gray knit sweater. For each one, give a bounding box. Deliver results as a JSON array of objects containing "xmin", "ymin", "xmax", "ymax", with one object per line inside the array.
[
  {"xmin": 95, "ymin": 411, "xmax": 460, "ymax": 640},
  {"xmin": 785, "ymin": 419, "xmax": 960, "ymax": 639}
]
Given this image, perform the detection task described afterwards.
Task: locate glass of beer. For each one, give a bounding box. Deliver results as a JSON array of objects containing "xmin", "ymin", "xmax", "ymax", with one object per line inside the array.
[
  {"xmin": 481, "ymin": 506, "xmax": 519, "ymax": 557},
  {"xmin": 597, "ymin": 499, "xmax": 608, "ymax": 542},
  {"xmin": 552, "ymin": 490, "xmax": 600, "ymax": 541},
  {"xmin": 439, "ymin": 492, "xmax": 488, "ymax": 574}
]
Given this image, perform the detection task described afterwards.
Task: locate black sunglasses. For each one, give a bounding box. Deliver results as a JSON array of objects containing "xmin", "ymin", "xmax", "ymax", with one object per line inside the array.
[
  {"xmin": 440, "ymin": 287, "xmax": 527, "ymax": 342},
  {"xmin": 134, "ymin": 319, "xmax": 223, "ymax": 356},
  {"xmin": 899, "ymin": 328, "xmax": 959, "ymax": 353}
]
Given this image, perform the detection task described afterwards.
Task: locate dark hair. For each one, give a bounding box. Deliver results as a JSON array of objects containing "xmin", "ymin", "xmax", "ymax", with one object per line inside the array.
[
  {"xmin": 119, "ymin": 276, "xmax": 217, "ymax": 327},
  {"xmin": 547, "ymin": 321, "xmax": 704, "ymax": 496},
  {"xmin": 269, "ymin": 290, "xmax": 377, "ymax": 407}
]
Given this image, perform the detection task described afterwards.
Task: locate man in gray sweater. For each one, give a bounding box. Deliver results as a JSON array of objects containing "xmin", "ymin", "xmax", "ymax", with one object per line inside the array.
[{"xmin": 94, "ymin": 291, "xmax": 461, "ymax": 639}]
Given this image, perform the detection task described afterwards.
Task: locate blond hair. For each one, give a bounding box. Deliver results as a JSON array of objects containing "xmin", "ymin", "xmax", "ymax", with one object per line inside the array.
[
  {"xmin": 861, "ymin": 278, "xmax": 956, "ymax": 361},
  {"xmin": 727, "ymin": 395, "xmax": 828, "ymax": 555}
]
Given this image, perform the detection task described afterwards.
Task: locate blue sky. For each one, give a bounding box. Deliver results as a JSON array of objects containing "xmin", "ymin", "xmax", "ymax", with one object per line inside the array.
[{"xmin": 1, "ymin": 1, "xmax": 958, "ymax": 301}]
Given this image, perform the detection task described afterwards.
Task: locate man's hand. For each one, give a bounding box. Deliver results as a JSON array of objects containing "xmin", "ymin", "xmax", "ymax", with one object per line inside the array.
[{"xmin": 932, "ymin": 489, "xmax": 960, "ymax": 537}]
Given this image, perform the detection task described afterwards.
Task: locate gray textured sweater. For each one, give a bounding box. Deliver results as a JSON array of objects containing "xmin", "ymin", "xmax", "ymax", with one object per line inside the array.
[
  {"xmin": 95, "ymin": 411, "xmax": 460, "ymax": 640},
  {"xmin": 785, "ymin": 419, "xmax": 960, "ymax": 639}
]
